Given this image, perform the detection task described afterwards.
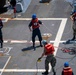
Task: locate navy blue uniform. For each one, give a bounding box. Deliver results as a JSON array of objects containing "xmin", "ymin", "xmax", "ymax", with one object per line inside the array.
[
  {"xmin": 0, "ymin": 19, "xmax": 3, "ymax": 48},
  {"xmin": 29, "ymin": 19, "xmax": 43, "ymax": 47}
]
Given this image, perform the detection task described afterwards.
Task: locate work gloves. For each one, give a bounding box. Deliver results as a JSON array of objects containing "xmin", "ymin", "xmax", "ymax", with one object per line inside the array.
[{"xmin": 37, "ymin": 57, "xmax": 41, "ymax": 62}]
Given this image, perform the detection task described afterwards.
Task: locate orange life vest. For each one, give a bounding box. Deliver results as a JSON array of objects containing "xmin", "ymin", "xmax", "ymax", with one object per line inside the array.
[
  {"xmin": 63, "ymin": 67, "xmax": 73, "ymax": 75},
  {"xmin": 31, "ymin": 18, "xmax": 40, "ymax": 30},
  {"xmin": 44, "ymin": 44, "xmax": 55, "ymax": 55}
]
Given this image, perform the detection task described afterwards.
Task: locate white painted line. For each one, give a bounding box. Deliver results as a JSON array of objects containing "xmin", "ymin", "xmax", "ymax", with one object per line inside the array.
[
  {"xmin": 10, "ymin": 40, "xmax": 66, "ymax": 43},
  {"xmin": 0, "ymin": 18, "xmax": 67, "ymax": 73},
  {"xmin": 10, "ymin": 40, "xmax": 40, "ymax": 43},
  {"xmin": 3, "ymin": 40, "xmax": 66, "ymax": 43},
  {"xmin": 11, "ymin": 18, "xmax": 66, "ymax": 20},
  {"xmin": 0, "ymin": 69, "xmax": 45, "ymax": 72},
  {"xmin": 1, "ymin": 18, "xmax": 67, "ymax": 21},
  {"xmin": 2, "ymin": 18, "xmax": 8, "ymax": 22},
  {"xmin": 54, "ymin": 18, "xmax": 67, "ymax": 55},
  {"xmin": 0, "ymin": 47, "xmax": 12, "ymax": 55},
  {"xmin": 0, "ymin": 47, "xmax": 12, "ymax": 74},
  {"xmin": 4, "ymin": 47, "xmax": 13, "ymax": 55},
  {"xmin": 0, "ymin": 56, "xmax": 11, "ymax": 75},
  {"xmin": 10, "ymin": 40, "xmax": 27, "ymax": 43},
  {"xmin": 49, "ymin": 18, "xmax": 67, "ymax": 71},
  {"xmin": 4, "ymin": 40, "xmax": 8, "ymax": 43},
  {"xmin": 50, "ymin": 40, "xmax": 65, "ymax": 43}
]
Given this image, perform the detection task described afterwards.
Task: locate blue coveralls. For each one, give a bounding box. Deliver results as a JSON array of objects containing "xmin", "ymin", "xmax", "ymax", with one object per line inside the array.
[{"xmin": 29, "ymin": 19, "xmax": 42, "ymax": 47}]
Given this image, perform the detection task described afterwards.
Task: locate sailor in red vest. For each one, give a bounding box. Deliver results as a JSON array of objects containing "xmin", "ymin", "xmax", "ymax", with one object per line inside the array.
[
  {"xmin": 0, "ymin": 18, "xmax": 3, "ymax": 48},
  {"xmin": 38, "ymin": 40, "xmax": 56, "ymax": 75},
  {"xmin": 70, "ymin": 10, "xmax": 76, "ymax": 40},
  {"xmin": 10, "ymin": 0, "xmax": 16, "ymax": 8},
  {"xmin": 28, "ymin": 14, "xmax": 43, "ymax": 50},
  {"xmin": 62, "ymin": 62, "xmax": 74, "ymax": 75}
]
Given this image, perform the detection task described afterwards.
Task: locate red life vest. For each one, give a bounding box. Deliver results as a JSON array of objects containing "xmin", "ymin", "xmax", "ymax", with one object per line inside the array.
[
  {"xmin": 31, "ymin": 18, "xmax": 40, "ymax": 30},
  {"xmin": 72, "ymin": 13, "xmax": 76, "ymax": 21},
  {"xmin": 44, "ymin": 44, "xmax": 55, "ymax": 55},
  {"xmin": 63, "ymin": 67, "xmax": 73, "ymax": 75}
]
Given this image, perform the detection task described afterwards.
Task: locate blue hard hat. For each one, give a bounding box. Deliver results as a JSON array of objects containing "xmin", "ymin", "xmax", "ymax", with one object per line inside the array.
[
  {"xmin": 42, "ymin": 40, "xmax": 47, "ymax": 45},
  {"xmin": 71, "ymin": 10, "xmax": 76, "ymax": 15},
  {"xmin": 32, "ymin": 14, "xmax": 36, "ymax": 19},
  {"xmin": 64, "ymin": 62, "xmax": 69, "ymax": 67}
]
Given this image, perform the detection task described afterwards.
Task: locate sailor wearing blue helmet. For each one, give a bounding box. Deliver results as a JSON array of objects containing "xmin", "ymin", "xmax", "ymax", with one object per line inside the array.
[{"xmin": 70, "ymin": 10, "xmax": 76, "ymax": 40}]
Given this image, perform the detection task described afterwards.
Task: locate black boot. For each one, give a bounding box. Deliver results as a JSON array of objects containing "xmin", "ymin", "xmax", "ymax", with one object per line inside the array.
[
  {"xmin": 33, "ymin": 42, "xmax": 35, "ymax": 47},
  {"xmin": 71, "ymin": 35, "xmax": 75, "ymax": 40},
  {"xmin": 40, "ymin": 41, "xmax": 43, "ymax": 47},
  {"xmin": 53, "ymin": 72, "xmax": 56, "ymax": 75},
  {"xmin": 33, "ymin": 42, "xmax": 36, "ymax": 50},
  {"xmin": 42, "ymin": 71, "xmax": 48, "ymax": 75},
  {"xmin": 39, "ymin": 0, "xmax": 50, "ymax": 3},
  {"xmin": 1, "ymin": 42, "xmax": 3, "ymax": 48},
  {"xmin": 0, "ymin": 40, "xmax": 3, "ymax": 48}
]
